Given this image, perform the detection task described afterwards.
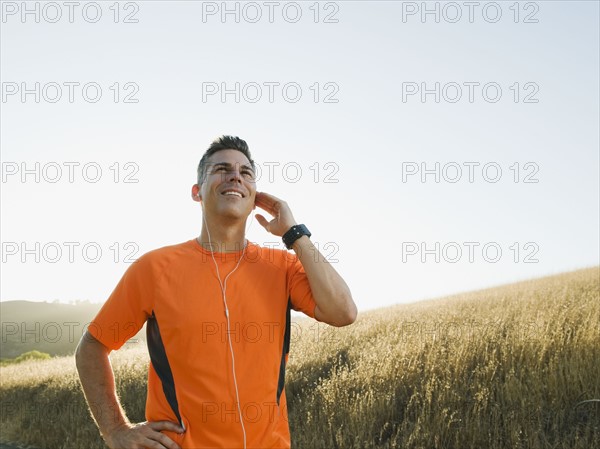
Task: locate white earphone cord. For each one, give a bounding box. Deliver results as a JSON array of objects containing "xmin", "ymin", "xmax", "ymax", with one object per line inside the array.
[{"xmin": 202, "ymin": 205, "xmax": 247, "ymax": 449}]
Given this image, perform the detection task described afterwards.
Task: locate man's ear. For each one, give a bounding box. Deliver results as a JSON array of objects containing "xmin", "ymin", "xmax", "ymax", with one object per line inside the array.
[{"xmin": 191, "ymin": 184, "xmax": 202, "ymax": 202}]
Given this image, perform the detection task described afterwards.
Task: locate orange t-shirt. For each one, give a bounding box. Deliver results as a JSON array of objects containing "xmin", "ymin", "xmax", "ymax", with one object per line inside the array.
[{"xmin": 89, "ymin": 239, "xmax": 317, "ymax": 449}]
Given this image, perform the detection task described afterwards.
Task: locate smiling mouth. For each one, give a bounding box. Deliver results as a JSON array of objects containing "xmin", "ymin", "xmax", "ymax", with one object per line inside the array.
[{"xmin": 222, "ymin": 191, "xmax": 243, "ymax": 198}]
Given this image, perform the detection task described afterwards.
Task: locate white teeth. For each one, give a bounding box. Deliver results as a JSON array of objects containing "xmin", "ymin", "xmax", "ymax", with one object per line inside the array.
[{"xmin": 224, "ymin": 191, "xmax": 242, "ymax": 197}]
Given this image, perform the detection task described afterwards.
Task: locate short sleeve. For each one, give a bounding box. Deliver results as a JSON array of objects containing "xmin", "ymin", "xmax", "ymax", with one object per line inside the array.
[
  {"xmin": 287, "ymin": 252, "xmax": 317, "ymax": 319},
  {"xmin": 88, "ymin": 253, "xmax": 156, "ymax": 350}
]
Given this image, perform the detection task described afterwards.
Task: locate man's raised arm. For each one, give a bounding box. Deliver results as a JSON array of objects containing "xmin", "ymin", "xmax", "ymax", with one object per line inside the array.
[{"xmin": 254, "ymin": 191, "xmax": 357, "ymax": 327}]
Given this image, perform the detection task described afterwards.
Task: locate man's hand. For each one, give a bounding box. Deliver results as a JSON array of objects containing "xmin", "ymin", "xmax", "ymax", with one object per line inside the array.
[
  {"xmin": 254, "ymin": 191, "xmax": 297, "ymax": 236},
  {"xmin": 105, "ymin": 420, "xmax": 184, "ymax": 449}
]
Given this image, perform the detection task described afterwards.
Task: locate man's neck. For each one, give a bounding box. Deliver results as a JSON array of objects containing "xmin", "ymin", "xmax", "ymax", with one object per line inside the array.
[{"xmin": 198, "ymin": 218, "xmax": 247, "ymax": 253}]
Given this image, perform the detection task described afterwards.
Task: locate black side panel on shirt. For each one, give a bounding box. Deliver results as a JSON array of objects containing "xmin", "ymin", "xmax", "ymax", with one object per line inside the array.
[
  {"xmin": 276, "ymin": 297, "xmax": 292, "ymax": 405},
  {"xmin": 147, "ymin": 311, "xmax": 182, "ymax": 426}
]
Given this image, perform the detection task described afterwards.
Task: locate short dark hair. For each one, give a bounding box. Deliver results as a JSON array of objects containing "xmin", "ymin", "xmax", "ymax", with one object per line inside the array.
[{"xmin": 197, "ymin": 135, "xmax": 255, "ymax": 185}]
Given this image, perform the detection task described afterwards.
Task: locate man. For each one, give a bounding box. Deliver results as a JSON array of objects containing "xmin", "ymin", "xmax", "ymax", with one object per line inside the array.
[{"xmin": 75, "ymin": 135, "xmax": 357, "ymax": 449}]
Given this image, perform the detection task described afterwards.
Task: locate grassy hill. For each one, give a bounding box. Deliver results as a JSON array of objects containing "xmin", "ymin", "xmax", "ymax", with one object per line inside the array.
[{"xmin": 0, "ymin": 267, "xmax": 598, "ymax": 449}]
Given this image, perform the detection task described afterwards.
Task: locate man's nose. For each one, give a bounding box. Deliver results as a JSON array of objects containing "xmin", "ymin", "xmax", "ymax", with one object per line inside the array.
[{"xmin": 228, "ymin": 169, "xmax": 242, "ymax": 182}]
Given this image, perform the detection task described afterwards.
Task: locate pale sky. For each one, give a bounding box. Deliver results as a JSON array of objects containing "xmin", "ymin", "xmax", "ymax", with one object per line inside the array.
[{"xmin": 1, "ymin": 1, "xmax": 598, "ymax": 313}]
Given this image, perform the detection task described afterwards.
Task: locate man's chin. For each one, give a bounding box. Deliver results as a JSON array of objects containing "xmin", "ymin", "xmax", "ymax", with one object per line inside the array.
[{"xmin": 217, "ymin": 205, "xmax": 252, "ymax": 221}]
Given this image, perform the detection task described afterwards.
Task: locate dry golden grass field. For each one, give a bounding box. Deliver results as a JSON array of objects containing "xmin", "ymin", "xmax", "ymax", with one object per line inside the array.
[{"xmin": 1, "ymin": 266, "xmax": 598, "ymax": 449}]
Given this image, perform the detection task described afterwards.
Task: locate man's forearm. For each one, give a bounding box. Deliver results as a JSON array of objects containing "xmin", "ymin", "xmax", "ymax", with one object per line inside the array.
[
  {"xmin": 75, "ymin": 332, "xmax": 131, "ymax": 440},
  {"xmin": 292, "ymin": 235, "xmax": 357, "ymax": 326}
]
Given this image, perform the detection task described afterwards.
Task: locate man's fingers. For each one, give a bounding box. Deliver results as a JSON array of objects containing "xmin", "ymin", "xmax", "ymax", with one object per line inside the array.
[
  {"xmin": 255, "ymin": 197, "xmax": 275, "ymax": 213},
  {"xmin": 142, "ymin": 439, "xmax": 173, "ymax": 449},
  {"xmin": 150, "ymin": 432, "xmax": 181, "ymax": 449},
  {"xmin": 144, "ymin": 421, "xmax": 183, "ymax": 449},
  {"xmin": 106, "ymin": 421, "xmax": 182, "ymax": 449},
  {"xmin": 255, "ymin": 214, "xmax": 271, "ymax": 231},
  {"xmin": 256, "ymin": 191, "xmax": 281, "ymax": 203},
  {"xmin": 255, "ymin": 191, "xmax": 280, "ymax": 211},
  {"xmin": 148, "ymin": 420, "xmax": 184, "ymax": 433}
]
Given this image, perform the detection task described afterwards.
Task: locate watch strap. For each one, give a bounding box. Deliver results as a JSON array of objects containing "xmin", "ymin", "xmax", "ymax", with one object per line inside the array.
[{"xmin": 282, "ymin": 224, "xmax": 311, "ymax": 250}]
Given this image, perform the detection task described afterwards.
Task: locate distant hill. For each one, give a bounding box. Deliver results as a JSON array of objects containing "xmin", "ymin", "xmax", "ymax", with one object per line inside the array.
[{"xmin": 0, "ymin": 300, "xmax": 145, "ymax": 358}]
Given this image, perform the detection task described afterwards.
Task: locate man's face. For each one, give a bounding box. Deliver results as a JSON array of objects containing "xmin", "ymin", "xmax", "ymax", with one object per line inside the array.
[{"xmin": 198, "ymin": 149, "xmax": 256, "ymax": 220}]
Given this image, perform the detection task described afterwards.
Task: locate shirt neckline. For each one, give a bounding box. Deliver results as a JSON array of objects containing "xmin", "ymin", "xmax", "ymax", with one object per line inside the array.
[{"xmin": 189, "ymin": 238, "xmax": 257, "ymax": 259}]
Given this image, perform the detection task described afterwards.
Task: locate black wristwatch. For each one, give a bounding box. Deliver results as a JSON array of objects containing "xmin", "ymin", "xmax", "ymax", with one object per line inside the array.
[{"xmin": 282, "ymin": 224, "xmax": 311, "ymax": 250}]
